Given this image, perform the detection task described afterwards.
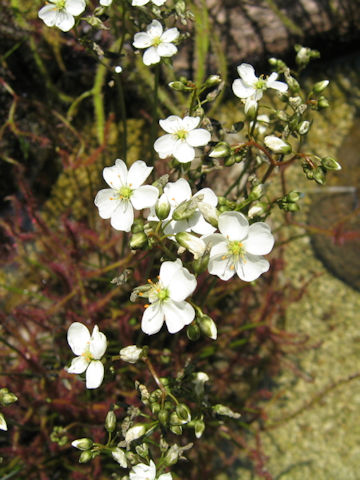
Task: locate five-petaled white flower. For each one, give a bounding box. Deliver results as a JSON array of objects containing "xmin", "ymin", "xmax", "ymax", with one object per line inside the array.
[
  {"xmin": 148, "ymin": 178, "xmax": 217, "ymax": 236},
  {"xmin": 38, "ymin": 0, "xmax": 85, "ymax": 32},
  {"xmin": 133, "ymin": 20, "xmax": 179, "ymax": 66},
  {"xmin": 94, "ymin": 159, "xmax": 159, "ymax": 232},
  {"xmin": 205, "ymin": 211, "xmax": 274, "ymax": 282},
  {"xmin": 129, "ymin": 460, "xmax": 172, "ymax": 480},
  {"xmin": 154, "ymin": 115, "xmax": 211, "ymax": 163},
  {"xmin": 132, "ymin": 0, "xmax": 166, "ymax": 6},
  {"xmin": 232, "ymin": 63, "xmax": 288, "ymax": 107},
  {"xmin": 141, "ymin": 259, "xmax": 197, "ymax": 335},
  {"xmin": 66, "ymin": 322, "xmax": 107, "ymax": 389}
]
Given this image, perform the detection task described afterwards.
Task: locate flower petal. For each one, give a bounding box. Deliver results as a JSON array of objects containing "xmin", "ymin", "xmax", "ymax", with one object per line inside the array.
[
  {"xmin": 89, "ymin": 325, "xmax": 107, "ymax": 359},
  {"xmin": 143, "ymin": 46, "xmax": 160, "ymax": 66},
  {"xmin": 208, "ymin": 253, "xmax": 235, "ymax": 281},
  {"xmin": 243, "ymin": 222, "xmax": 274, "ymax": 255},
  {"xmin": 159, "ymin": 116, "xmax": 183, "ymax": 134},
  {"xmin": 66, "ymin": 356, "xmax": 89, "ymax": 374},
  {"xmin": 103, "ymin": 159, "xmax": 127, "ymax": 189},
  {"xmin": 154, "ymin": 134, "xmax": 178, "ymax": 158},
  {"xmin": 158, "ymin": 474, "xmax": 172, "ymax": 480},
  {"xmin": 232, "ymin": 79, "xmax": 255, "ymax": 99},
  {"xmin": 157, "ymin": 42, "xmax": 177, "ymax": 58},
  {"xmin": 164, "ymin": 178, "xmax": 191, "ymax": 206},
  {"xmin": 147, "ymin": 19, "xmax": 163, "ymax": 37},
  {"xmin": 235, "ymin": 253, "xmax": 269, "ymax": 282},
  {"xmin": 163, "ymin": 300, "xmax": 195, "ymax": 333},
  {"xmin": 187, "ymin": 211, "xmax": 215, "ymax": 235},
  {"xmin": 182, "ymin": 116, "xmax": 200, "ymax": 131},
  {"xmin": 186, "ymin": 128, "xmax": 211, "ymax": 147},
  {"xmin": 110, "ymin": 200, "xmax": 134, "ymax": 232},
  {"xmin": 164, "ymin": 262, "xmax": 197, "ymax": 301},
  {"xmin": 67, "ymin": 322, "xmax": 90, "ymax": 355},
  {"xmin": 131, "ymin": 185, "xmax": 159, "ymax": 210},
  {"xmin": 86, "ymin": 360, "xmax": 104, "ymax": 389},
  {"xmin": 238, "ymin": 63, "xmax": 257, "ymax": 85},
  {"xmin": 94, "ymin": 189, "xmax": 118, "ymax": 219},
  {"xmin": 218, "ymin": 211, "xmax": 249, "ymax": 241},
  {"xmin": 38, "ymin": 5, "xmax": 57, "ymax": 26},
  {"xmin": 133, "ymin": 32, "xmax": 152, "ymax": 49},
  {"xmin": 173, "ymin": 140, "xmax": 195, "ymax": 163},
  {"xmin": 55, "ymin": 11, "xmax": 75, "ymax": 31},
  {"xmin": 65, "ymin": 0, "xmax": 85, "ymax": 16},
  {"xmin": 160, "ymin": 27, "xmax": 179, "ymax": 43},
  {"xmin": 127, "ymin": 160, "xmax": 153, "ymax": 188},
  {"xmin": 132, "ymin": 0, "xmax": 148, "ymax": 5},
  {"xmin": 194, "ymin": 187, "xmax": 218, "ymax": 206},
  {"xmin": 141, "ymin": 302, "xmax": 165, "ymax": 335}
]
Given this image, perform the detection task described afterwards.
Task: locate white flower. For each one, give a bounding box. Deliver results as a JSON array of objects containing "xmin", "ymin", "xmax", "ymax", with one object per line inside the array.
[
  {"xmin": 205, "ymin": 211, "xmax": 274, "ymax": 282},
  {"xmin": 250, "ymin": 114, "xmax": 270, "ymax": 136},
  {"xmin": 38, "ymin": 0, "xmax": 85, "ymax": 32},
  {"xmin": 141, "ymin": 259, "xmax": 197, "ymax": 335},
  {"xmin": 232, "ymin": 63, "xmax": 288, "ymax": 103},
  {"xmin": 132, "ymin": 0, "xmax": 166, "ymax": 6},
  {"xmin": 148, "ymin": 178, "xmax": 217, "ymax": 236},
  {"xmin": 66, "ymin": 322, "xmax": 107, "ymax": 389},
  {"xmin": 94, "ymin": 159, "xmax": 159, "ymax": 232},
  {"xmin": 100, "ymin": 0, "xmax": 112, "ymax": 5},
  {"xmin": 120, "ymin": 345, "xmax": 143, "ymax": 363},
  {"xmin": 133, "ymin": 20, "xmax": 179, "ymax": 66},
  {"xmin": 154, "ymin": 115, "xmax": 211, "ymax": 163},
  {"xmin": 130, "ymin": 460, "xmax": 172, "ymax": 480}
]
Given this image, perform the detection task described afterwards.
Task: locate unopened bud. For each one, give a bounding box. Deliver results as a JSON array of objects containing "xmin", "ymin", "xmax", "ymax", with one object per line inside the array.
[
  {"xmin": 224, "ymin": 155, "xmax": 236, "ymax": 167},
  {"xmin": 298, "ymin": 120, "xmax": 310, "ymax": 135},
  {"xmin": 176, "ymin": 232, "xmax": 206, "ymax": 259},
  {"xmin": 286, "ymin": 191, "xmax": 302, "ymax": 202},
  {"xmin": 0, "ymin": 392, "xmax": 17, "ymax": 406},
  {"xmin": 79, "ymin": 450, "xmax": 93, "ymax": 463},
  {"xmin": 112, "ymin": 447, "xmax": 127, "ymax": 467},
  {"xmin": 317, "ymin": 96, "xmax": 329, "ymax": 109},
  {"xmin": 120, "ymin": 345, "xmax": 143, "ymax": 364},
  {"xmin": 244, "ymin": 98, "xmax": 258, "ymax": 120},
  {"xmin": 198, "ymin": 314, "xmax": 217, "ymax": 340},
  {"xmin": 176, "ymin": 404, "xmax": 191, "ymax": 424},
  {"xmin": 248, "ymin": 202, "xmax": 266, "ymax": 218},
  {"xmin": 172, "ymin": 200, "xmax": 196, "ymax": 221},
  {"xmin": 313, "ymin": 166, "xmax": 326, "ymax": 185},
  {"xmin": 313, "ymin": 80, "xmax": 329, "ymax": 94},
  {"xmin": 155, "ymin": 193, "xmax": 171, "ymax": 220},
  {"xmin": 321, "ymin": 156, "xmax": 341, "ymax": 171},
  {"xmin": 72, "ymin": 438, "xmax": 93, "ymax": 451},
  {"xmin": 125, "ymin": 424, "xmax": 147, "ymax": 444},
  {"xmin": 187, "ymin": 322, "xmax": 201, "ymax": 341},
  {"xmin": 170, "ymin": 425, "xmax": 182, "ymax": 435},
  {"xmin": 170, "ymin": 412, "xmax": 183, "ymax": 426},
  {"xmin": 194, "ymin": 418, "xmax": 205, "ymax": 438},
  {"xmin": 105, "ymin": 411, "xmax": 116, "ymax": 433},
  {"xmin": 158, "ymin": 408, "xmax": 169, "ymax": 427},
  {"xmin": 0, "ymin": 413, "xmax": 7, "ymax": 431},
  {"xmin": 130, "ymin": 232, "xmax": 147, "ymax": 249},
  {"xmin": 289, "ymin": 96, "xmax": 302, "ymax": 108},
  {"xmin": 209, "ymin": 142, "xmax": 230, "ymax": 158},
  {"xmin": 164, "ymin": 443, "xmax": 181, "ymax": 466},
  {"xmin": 193, "ymin": 372, "xmax": 209, "ymax": 397},
  {"xmin": 285, "ymin": 75, "xmax": 300, "ymax": 93},
  {"xmin": 204, "ymin": 75, "xmax": 221, "ymax": 88},
  {"xmin": 213, "ymin": 404, "xmax": 241, "ymax": 419},
  {"xmin": 169, "ymin": 81, "xmax": 188, "ymax": 91},
  {"xmin": 248, "ymin": 184, "xmax": 263, "ymax": 201},
  {"xmin": 197, "ymin": 202, "xmax": 219, "ymax": 228},
  {"xmin": 264, "ymin": 135, "xmax": 292, "ymax": 154}
]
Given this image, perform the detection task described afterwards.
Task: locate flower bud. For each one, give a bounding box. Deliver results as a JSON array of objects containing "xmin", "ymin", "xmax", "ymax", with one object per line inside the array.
[
  {"xmin": 285, "ymin": 75, "xmax": 300, "ymax": 93},
  {"xmin": 248, "ymin": 184, "xmax": 263, "ymax": 201},
  {"xmin": 192, "ymin": 252, "xmax": 209, "ymax": 274},
  {"xmin": 151, "ymin": 402, "xmax": 161, "ymax": 415},
  {"xmin": 321, "ymin": 156, "xmax": 341, "ymax": 171},
  {"xmin": 248, "ymin": 202, "xmax": 266, "ymax": 219},
  {"xmin": 131, "ymin": 218, "xmax": 145, "ymax": 234},
  {"xmin": 264, "ymin": 135, "xmax": 292, "ymax": 154},
  {"xmin": 0, "ymin": 413, "xmax": 7, "ymax": 431},
  {"xmin": 112, "ymin": 447, "xmax": 127, "ymax": 467},
  {"xmin": 317, "ymin": 96, "xmax": 329, "ymax": 109},
  {"xmin": 170, "ymin": 412, "xmax": 183, "ymax": 426},
  {"xmin": 194, "ymin": 417, "xmax": 205, "ymax": 438},
  {"xmin": 135, "ymin": 443, "xmax": 149, "ymax": 458},
  {"xmin": 172, "ymin": 200, "xmax": 196, "ymax": 221},
  {"xmin": 105, "ymin": 411, "xmax": 116, "ymax": 433},
  {"xmin": 155, "ymin": 193, "xmax": 171, "ymax": 220},
  {"xmin": 298, "ymin": 120, "xmax": 310, "ymax": 135},
  {"xmin": 276, "ymin": 110, "xmax": 288, "ymax": 122},
  {"xmin": 193, "ymin": 372, "xmax": 209, "ymax": 397},
  {"xmin": 186, "ymin": 323, "xmax": 201, "ymax": 341},
  {"xmin": 244, "ymin": 98, "xmax": 258, "ymax": 120},
  {"xmin": 313, "ymin": 80, "xmax": 329, "ymax": 93},
  {"xmin": 79, "ymin": 450, "xmax": 93, "ymax": 463},
  {"xmin": 170, "ymin": 425, "xmax": 182, "ymax": 435},
  {"xmin": 204, "ymin": 75, "xmax": 222, "ymax": 87},
  {"xmin": 175, "ymin": 232, "xmax": 206, "ymax": 259},
  {"xmin": 313, "ymin": 166, "xmax": 326, "ymax": 185},
  {"xmin": 164, "ymin": 443, "xmax": 181, "ymax": 466},
  {"xmin": 120, "ymin": 345, "xmax": 143, "ymax": 364},
  {"xmin": 224, "ymin": 155, "xmax": 236, "ymax": 167},
  {"xmin": 286, "ymin": 191, "xmax": 302, "ymax": 202},
  {"xmin": 198, "ymin": 314, "xmax": 217, "ymax": 340},
  {"xmin": 176, "ymin": 404, "xmax": 191, "ymax": 424},
  {"xmin": 130, "ymin": 232, "xmax": 147, "ymax": 249},
  {"xmin": 213, "ymin": 404, "xmax": 241, "ymax": 419},
  {"xmin": 1, "ymin": 393, "xmax": 18, "ymax": 406},
  {"xmin": 72, "ymin": 438, "xmax": 93, "ymax": 451},
  {"xmin": 289, "ymin": 96, "xmax": 302, "ymax": 108},
  {"xmin": 168, "ymin": 81, "xmax": 189, "ymax": 91},
  {"xmin": 197, "ymin": 202, "xmax": 219, "ymax": 228},
  {"xmin": 125, "ymin": 424, "xmax": 147, "ymax": 444},
  {"xmin": 209, "ymin": 142, "xmax": 230, "ymax": 158},
  {"xmin": 158, "ymin": 408, "xmax": 169, "ymax": 426}
]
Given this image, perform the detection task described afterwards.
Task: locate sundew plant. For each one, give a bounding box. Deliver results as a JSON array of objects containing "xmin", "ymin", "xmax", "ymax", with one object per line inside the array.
[{"xmin": 0, "ymin": 0, "xmax": 342, "ymax": 479}]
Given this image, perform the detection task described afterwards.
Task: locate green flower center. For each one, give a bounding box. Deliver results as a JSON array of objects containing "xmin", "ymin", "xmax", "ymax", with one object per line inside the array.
[
  {"xmin": 176, "ymin": 129, "xmax": 188, "ymax": 140},
  {"xmin": 152, "ymin": 36, "xmax": 162, "ymax": 47},
  {"xmin": 228, "ymin": 240, "xmax": 245, "ymax": 257},
  {"xmin": 81, "ymin": 350, "xmax": 93, "ymax": 362},
  {"xmin": 56, "ymin": 0, "xmax": 66, "ymax": 10},
  {"xmin": 157, "ymin": 287, "xmax": 169, "ymax": 302},
  {"xmin": 118, "ymin": 185, "xmax": 133, "ymax": 200},
  {"xmin": 254, "ymin": 78, "xmax": 266, "ymax": 90}
]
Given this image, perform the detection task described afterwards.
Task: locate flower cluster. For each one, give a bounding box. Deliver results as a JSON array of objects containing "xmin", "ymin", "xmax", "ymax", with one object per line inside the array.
[{"xmin": 38, "ymin": 0, "xmax": 85, "ymax": 31}]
